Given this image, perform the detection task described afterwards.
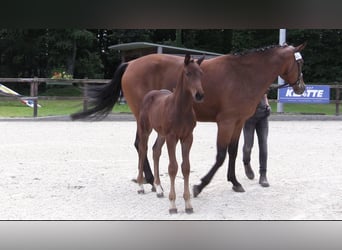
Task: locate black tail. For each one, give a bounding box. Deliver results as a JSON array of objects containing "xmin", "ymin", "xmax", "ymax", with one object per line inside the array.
[{"xmin": 71, "ymin": 63, "xmax": 129, "ymax": 120}]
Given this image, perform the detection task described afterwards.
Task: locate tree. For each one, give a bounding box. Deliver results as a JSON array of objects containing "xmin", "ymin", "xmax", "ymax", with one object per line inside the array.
[
  {"xmin": 231, "ymin": 29, "xmax": 278, "ymax": 52},
  {"xmin": 0, "ymin": 29, "xmax": 48, "ymax": 78},
  {"xmin": 287, "ymin": 29, "xmax": 342, "ymax": 82},
  {"xmin": 46, "ymin": 29, "xmax": 103, "ymax": 78},
  {"xmin": 181, "ymin": 29, "xmax": 232, "ymax": 54},
  {"xmin": 1, "ymin": 29, "xmax": 341, "ymax": 85}
]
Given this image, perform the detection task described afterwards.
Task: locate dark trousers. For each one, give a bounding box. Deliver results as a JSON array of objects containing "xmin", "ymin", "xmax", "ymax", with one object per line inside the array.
[{"xmin": 242, "ymin": 113, "xmax": 269, "ymax": 174}]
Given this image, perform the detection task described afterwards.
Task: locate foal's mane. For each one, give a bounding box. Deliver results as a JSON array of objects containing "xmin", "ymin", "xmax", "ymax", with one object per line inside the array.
[{"xmin": 232, "ymin": 44, "xmax": 287, "ymax": 56}]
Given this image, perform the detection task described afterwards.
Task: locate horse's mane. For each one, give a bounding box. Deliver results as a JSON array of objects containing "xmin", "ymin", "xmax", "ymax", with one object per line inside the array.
[{"xmin": 232, "ymin": 44, "xmax": 287, "ymax": 56}]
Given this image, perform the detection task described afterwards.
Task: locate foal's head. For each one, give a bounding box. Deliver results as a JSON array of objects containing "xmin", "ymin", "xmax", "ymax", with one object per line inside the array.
[
  {"xmin": 279, "ymin": 42, "xmax": 307, "ymax": 95},
  {"xmin": 183, "ymin": 53, "xmax": 204, "ymax": 102}
]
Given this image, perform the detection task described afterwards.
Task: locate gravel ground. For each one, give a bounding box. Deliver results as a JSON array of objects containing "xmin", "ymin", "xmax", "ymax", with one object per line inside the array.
[{"xmin": 0, "ymin": 117, "xmax": 341, "ymax": 220}]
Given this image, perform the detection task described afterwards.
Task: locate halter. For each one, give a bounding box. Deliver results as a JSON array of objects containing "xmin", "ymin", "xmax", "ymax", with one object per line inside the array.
[{"xmin": 275, "ymin": 52, "xmax": 304, "ymax": 90}]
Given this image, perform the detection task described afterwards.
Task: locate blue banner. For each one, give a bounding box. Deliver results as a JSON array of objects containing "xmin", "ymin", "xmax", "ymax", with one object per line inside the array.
[{"xmin": 278, "ymin": 85, "xmax": 330, "ymax": 104}]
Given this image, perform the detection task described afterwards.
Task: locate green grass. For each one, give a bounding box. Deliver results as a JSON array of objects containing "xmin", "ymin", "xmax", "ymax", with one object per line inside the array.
[
  {"xmin": 269, "ymin": 102, "xmax": 338, "ymax": 115},
  {"xmin": 0, "ymin": 99, "xmax": 131, "ymax": 117},
  {"xmin": 0, "ymin": 99, "xmax": 339, "ymax": 117}
]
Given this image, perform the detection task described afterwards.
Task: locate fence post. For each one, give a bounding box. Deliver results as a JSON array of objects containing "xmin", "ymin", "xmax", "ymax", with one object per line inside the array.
[
  {"xmin": 83, "ymin": 77, "xmax": 88, "ymax": 112},
  {"xmin": 31, "ymin": 77, "xmax": 39, "ymax": 117},
  {"xmin": 336, "ymin": 87, "xmax": 340, "ymax": 116}
]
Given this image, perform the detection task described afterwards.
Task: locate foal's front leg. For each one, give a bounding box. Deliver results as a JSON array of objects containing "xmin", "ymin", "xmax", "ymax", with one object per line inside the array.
[
  {"xmin": 181, "ymin": 134, "xmax": 194, "ymax": 214},
  {"xmin": 166, "ymin": 136, "xmax": 178, "ymax": 214}
]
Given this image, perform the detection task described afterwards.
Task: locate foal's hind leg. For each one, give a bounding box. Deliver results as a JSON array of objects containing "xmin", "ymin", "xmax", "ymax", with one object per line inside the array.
[
  {"xmin": 152, "ymin": 134, "xmax": 166, "ymax": 198},
  {"xmin": 134, "ymin": 131, "xmax": 155, "ymax": 191},
  {"xmin": 134, "ymin": 131, "xmax": 155, "ymax": 186},
  {"xmin": 181, "ymin": 134, "xmax": 194, "ymax": 214}
]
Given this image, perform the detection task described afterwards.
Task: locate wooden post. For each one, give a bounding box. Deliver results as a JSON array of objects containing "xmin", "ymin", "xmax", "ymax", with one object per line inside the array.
[
  {"xmin": 83, "ymin": 78, "xmax": 88, "ymax": 112},
  {"xmin": 31, "ymin": 77, "xmax": 39, "ymax": 117},
  {"xmin": 336, "ymin": 87, "xmax": 340, "ymax": 116}
]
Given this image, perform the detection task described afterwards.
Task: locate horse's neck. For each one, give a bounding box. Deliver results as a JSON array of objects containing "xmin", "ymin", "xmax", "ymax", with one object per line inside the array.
[{"xmin": 240, "ymin": 51, "xmax": 285, "ymax": 91}]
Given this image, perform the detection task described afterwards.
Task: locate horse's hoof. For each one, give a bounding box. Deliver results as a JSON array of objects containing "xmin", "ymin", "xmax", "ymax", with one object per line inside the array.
[
  {"xmin": 193, "ymin": 185, "xmax": 201, "ymax": 198},
  {"xmin": 156, "ymin": 193, "xmax": 164, "ymax": 198},
  {"xmin": 232, "ymin": 185, "xmax": 245, "ymax": 192},
  {"xmin": 151, "ymin": 186, "xmax": 156, "ymax": 192},
  {"xmin": 137, "ymin": 190, "xmax": 145, "ymax": 194},
  {"xmin": 169, "ymin": 208, "xmax": 178, "ymax": 214},
  {"xmin": 185, "ymin": 208, "xmax": 194, "ymax": 214}
]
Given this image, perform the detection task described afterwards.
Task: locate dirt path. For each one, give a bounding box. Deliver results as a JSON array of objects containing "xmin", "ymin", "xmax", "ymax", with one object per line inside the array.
[{"xmin": 0, "ymin": 120, "xmax": 341, "ymax": 219}]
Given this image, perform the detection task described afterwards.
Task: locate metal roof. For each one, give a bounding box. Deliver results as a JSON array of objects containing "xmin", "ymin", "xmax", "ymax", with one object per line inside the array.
[{"xmin": 109, "ymin": 42, "xmax": 223, "ymax": 56}]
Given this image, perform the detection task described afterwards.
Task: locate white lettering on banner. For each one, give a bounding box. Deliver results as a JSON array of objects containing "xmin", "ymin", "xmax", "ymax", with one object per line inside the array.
[
  {"xmin": 285, "ymin": 89, "xmax": 325, "ymax": 98},
  {"xmin": 279, "ymin": 85, "xmax": 330, "ymax": 103}
]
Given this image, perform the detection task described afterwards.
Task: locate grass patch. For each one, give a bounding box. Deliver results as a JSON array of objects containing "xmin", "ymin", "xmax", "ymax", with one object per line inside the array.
[
  {"xmin": 42, "ymin": 85, "xmax": 83, "ymax": 96},
  {"xmin": 269, "ymin": 102, "xmax": 338, "ymax": 115},
  {"xmin": 0, "ymin": 99, "xmax": 131, "ymax": 117},
  {"xmin": 0, "ymin": 98, "xmax": 339, "ymax": 117}
]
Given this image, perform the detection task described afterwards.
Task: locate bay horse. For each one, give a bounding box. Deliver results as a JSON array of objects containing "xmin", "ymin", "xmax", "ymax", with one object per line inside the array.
[
  {"xmin": 136, "ymin": 54, "xmax": 204, "ymax": 214},
  {"xmin": 71, "ymin": 42, "xmax": 306, "ymax": 197}
]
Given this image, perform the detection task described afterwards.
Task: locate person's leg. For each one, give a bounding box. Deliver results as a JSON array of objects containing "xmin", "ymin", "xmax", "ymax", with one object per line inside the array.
[
  {"xmin": 255, "ymin": 117, "xmax": 269, "ymax": 187},
  {"xmin": 242, "ymin": 118, "xmax": 256, "ymax": 180}
]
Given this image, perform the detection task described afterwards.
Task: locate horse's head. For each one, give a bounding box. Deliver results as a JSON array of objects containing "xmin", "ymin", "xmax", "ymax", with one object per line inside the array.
[
  {"xmin": 280, "ymin": 42, "xmax": 307, "ymax": 95},
  {"xmin": 184, "ymin": 54, "xmax": 205, "ymax": 103}
]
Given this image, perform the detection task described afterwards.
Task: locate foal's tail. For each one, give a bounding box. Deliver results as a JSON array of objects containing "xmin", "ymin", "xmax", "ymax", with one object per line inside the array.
[{"xmin": 70, "ymin": 63, "xmax": 129, "ymax": 120}]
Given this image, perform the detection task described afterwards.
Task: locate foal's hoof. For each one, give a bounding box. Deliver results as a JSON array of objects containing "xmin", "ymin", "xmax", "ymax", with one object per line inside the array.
[
  {"xmin": 156, "ymin": 193, "xmax": 164, "ymax": 198},
  {"xmin": 193, "ymin": 185, "xmax": 201, "ymax": 198},
  {"xmin": 169, "ymin": 208, "xmax": 178, "ymax": 214},
  {"xmin": 232, "ymin": 185, "xmax": 245, "ymax": 192},
  {"xmin": 185, "ymin": 208, "xmax": 194, "ymax": 214},
  {"xmin": 137, "ymin": 190, "xmax": 145, "ymax": 194}
]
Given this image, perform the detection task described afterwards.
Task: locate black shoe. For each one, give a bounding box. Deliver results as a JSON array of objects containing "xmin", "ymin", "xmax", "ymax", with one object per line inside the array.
[
  {"xmin": 244, "ymin": 163, "xmax": 255, "ymax": 180},
  {"xmin": 259, "ymin": 174, "xmax": 270, "ymax": 187}
]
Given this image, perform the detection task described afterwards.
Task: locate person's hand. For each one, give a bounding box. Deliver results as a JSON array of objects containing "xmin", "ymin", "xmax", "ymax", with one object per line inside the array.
[{"xmin": 265, "ymin": 105, "xmax": 271, "ymax": 116}]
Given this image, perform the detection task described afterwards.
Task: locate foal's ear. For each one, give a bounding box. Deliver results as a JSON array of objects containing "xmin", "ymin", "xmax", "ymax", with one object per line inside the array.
[
  {"xmin": 197, "ymin": 55, "xmax": 205, "ymax": 65},
  {"xmin": 184, "ymin": 53, "xmax": 191, "ymax": 65},
  {"xmin": 295, "ymin": 41, "xmax": 307, "ymax": 52}
]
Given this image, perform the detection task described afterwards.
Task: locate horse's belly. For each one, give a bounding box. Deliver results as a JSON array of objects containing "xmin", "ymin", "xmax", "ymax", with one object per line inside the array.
[{"xmin": 193, "ymin": 102, "xmax": 219, "ymax": 122}]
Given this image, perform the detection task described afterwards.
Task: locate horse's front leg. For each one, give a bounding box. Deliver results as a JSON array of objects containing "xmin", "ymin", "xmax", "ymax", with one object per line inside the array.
[
  {"xmin": 181, "ymin": 134, "xmax": 194, "ymax": 214},
  {"xmin": 227, "ymin": 124, "xmax": 244, "ymax": 192},
  {"xmin": 166, "ymin": 136, "xmax": 178, "ymax": 214},
  {"xmin": 152, "ymin": 134, "xmax": 166, "ymax": 198},
  {"xmin": 193, "ymin": 121, "xmax": 231, "ymax": 197}
]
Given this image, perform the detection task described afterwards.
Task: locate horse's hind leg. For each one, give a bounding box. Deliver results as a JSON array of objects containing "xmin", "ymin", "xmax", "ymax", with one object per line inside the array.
[
  {"xmin": 152, "ymin": 134, "xmax": 166, "ymax": 198},
  {"xmin": 166, "ymin": 137, "xmax": 178, "ymax": 214},
  {"xmin": 181, "ymin": 134, "xmax": 194, "ymax": 214}
]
